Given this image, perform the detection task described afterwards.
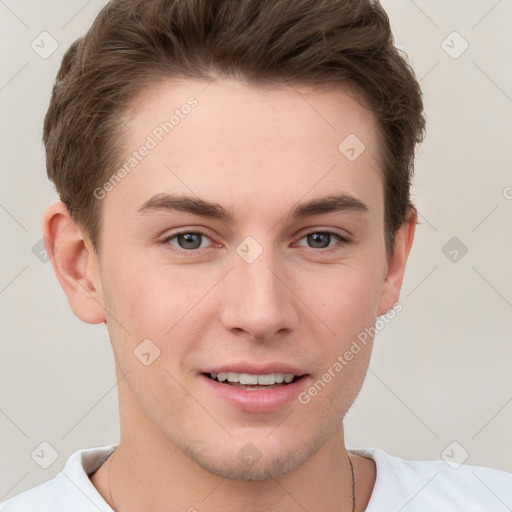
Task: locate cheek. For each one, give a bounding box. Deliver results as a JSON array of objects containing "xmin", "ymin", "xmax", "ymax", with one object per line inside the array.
[
  {"xmin": 311, "ymin": 263, "xmax": 384, "ymax": 330},
  {"xmin": 295, "ymin": 261, "xmax": 383, "ymax": 386},
  {"xmin": 102, "ymin": 260, "xmax": 219, "ymax": 373},
  {"xmin": 99, "ymin": 259, "xmax": 171, "ymax": 371},
  {"xmin": 103, "ymin": 258, "xmax": 187, "ymax": 332}
]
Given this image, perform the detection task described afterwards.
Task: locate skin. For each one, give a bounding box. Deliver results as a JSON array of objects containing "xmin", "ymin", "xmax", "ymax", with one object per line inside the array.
[{"xmin": 44, "ymin": 78, "xmax": 416, "ymax": 512}]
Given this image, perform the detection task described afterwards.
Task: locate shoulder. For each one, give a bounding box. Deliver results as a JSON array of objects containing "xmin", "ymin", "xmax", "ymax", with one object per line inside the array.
[
  {"xmin": 0, "ymin": 445, "xmax": 117, "ymax": 512},
  {"xmin": 350, "ymin": 447, "xmax": 512, "ymax": 512}
]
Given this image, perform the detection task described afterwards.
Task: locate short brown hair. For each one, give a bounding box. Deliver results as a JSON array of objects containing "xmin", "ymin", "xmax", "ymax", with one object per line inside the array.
[{"xmin": 44, "ymin": 0, "xmax": 426, "ymax": 257}]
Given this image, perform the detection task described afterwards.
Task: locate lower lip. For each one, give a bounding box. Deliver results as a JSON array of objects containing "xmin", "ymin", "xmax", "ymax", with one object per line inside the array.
[{"xmin": 199, "ymin": 374, "xmax": 309, "ymax": 413}]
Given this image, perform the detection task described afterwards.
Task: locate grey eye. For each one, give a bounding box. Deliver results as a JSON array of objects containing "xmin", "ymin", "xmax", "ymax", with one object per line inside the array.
[
  {"xmin": 306, "ymin": 233, "xmax": 333, "ymax": 248},
  {"xmin": 168, "ymin": 232, "xmax": 211, "ymax": 250}
]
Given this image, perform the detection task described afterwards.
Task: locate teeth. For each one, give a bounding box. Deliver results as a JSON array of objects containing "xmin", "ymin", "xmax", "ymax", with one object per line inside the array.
[
  {"xmin": 227, "ymin": 372, "xmax": 239, "ymax": 383},
  {"xmin": 257, "ymin": 373, "xmax": 275, "ymax": 385},
  {"xmin": 239, "ymin": 373, "xmax": 258, "ymax": 385},
  {"xmin": 209, "ymin": 372, "xmax": 297, "ymax": 385}
]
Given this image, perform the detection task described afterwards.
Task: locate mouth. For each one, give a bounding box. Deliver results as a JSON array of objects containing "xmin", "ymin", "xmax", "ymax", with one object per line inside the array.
[
  {"xmin": 203, "ymin": 371, "xmax": 304, "ymax": 390},
  {"xmin": 199, "ymin": 366, "xmax": 310, "ymax": 412}
]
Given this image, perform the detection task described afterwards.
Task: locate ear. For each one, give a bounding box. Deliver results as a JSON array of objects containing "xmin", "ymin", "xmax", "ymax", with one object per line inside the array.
[
  {"xmin": 377, "ymin": 208, "xmax": 417, "ymax": 316},
  {"xmin": 43, "ymin": 202, "xmax": 106, "ymax": 324}
]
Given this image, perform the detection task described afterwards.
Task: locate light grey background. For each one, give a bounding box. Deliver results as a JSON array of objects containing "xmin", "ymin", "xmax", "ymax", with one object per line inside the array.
[{"xmin": 1, "ymin": 0, "xmax": 511, "ymax": 500}]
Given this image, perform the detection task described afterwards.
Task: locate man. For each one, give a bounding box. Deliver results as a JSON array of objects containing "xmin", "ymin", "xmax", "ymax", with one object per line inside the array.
[{"xmin": 1, "ymin": 0, "xmax": 510, "ymax": 510}]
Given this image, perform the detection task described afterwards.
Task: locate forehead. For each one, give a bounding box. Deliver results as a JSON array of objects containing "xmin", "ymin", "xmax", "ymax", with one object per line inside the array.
[
  {"xmin": 106, "ymin": 78, "xmax": 383, "ymax": 222},
  {"xmin": 125, "ymin": 77, "xmax": 379, "ymax": 155}
]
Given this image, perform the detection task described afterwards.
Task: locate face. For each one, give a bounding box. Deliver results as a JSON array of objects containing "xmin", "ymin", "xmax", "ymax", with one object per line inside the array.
[{"xmin": 92, "ymin": 78, "xmax": 401, "ymax": 480}]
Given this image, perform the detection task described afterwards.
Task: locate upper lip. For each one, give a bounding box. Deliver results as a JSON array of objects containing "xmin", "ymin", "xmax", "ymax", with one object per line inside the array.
[{"xmin": 201, "ymin": 362, "xmax": 308, "ymax": 376}]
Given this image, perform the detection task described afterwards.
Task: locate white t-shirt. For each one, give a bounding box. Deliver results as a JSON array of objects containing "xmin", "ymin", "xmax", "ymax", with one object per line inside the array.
[{"xmin": 1, "ymin": 444, "xmax": 511, "ymax": 511}]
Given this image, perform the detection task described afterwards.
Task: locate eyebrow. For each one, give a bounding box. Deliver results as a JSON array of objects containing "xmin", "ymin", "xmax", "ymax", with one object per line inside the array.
[{"xmin": 137, "ymin": 192, "xmax": 369, "ymax": 222}]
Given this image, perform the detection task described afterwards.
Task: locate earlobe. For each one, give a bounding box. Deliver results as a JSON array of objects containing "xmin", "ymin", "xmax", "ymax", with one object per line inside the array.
[
  {"xmin": 377, "ymin": 209, "xmax": 417, "ymax": 316},
  {"xmin": 43, "ymin": 202, "xmax": 106, "ymax": 324}
]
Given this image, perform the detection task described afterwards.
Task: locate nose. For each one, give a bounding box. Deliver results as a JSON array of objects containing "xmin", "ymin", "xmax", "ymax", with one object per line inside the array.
[{"xmin": 219, "ymin": 248, "xmax": 298, "ymax": 342}]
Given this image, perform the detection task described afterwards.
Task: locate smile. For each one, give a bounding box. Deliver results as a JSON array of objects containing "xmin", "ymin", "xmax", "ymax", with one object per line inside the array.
[
  {"xmin": 200, "ymin": 368, "xmax": 309, "ymax": 412},
  {"xmin": 207, "ymin": 372, "xmax": 299, "ymax": 388}
]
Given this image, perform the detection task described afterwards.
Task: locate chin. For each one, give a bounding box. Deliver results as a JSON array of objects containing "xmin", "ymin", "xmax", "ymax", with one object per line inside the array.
[{"xmin": 177, "ymin": 435, "xmax": 327, "ymax": 481}]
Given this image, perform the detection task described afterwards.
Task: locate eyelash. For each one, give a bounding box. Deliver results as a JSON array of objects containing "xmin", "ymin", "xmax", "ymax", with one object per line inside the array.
[{"xmin": 161, "ymin": 230, "xmax": 350, "ymax": 255}]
